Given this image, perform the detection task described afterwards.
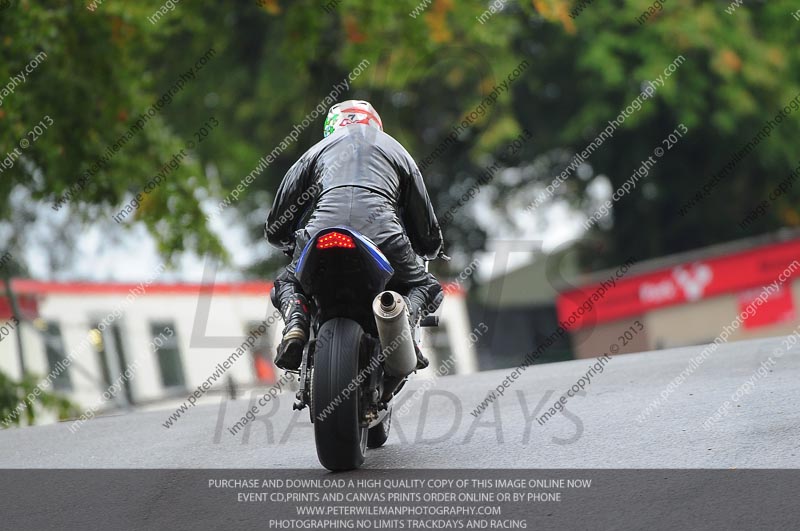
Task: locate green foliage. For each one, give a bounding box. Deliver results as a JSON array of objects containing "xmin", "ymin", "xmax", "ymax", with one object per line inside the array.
[
  {"xmin": 0, "ymin": 1, "xmax": 221, "ymax": 263},
  {"xmin": 2, "ymin": 0, "xmax": 797, "ymax": 276},
  {"xmin": 0, "ymin": 370, "xmax": 79, "ymax": 428},
  {"xmin": 509, "ymin": 0, "xmax": 800, "ymax": 268}
]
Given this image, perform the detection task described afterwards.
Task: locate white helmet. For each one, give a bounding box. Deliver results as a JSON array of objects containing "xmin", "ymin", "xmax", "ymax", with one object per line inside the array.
[{"xmin": 323, "ymin": 100, "xmax": 383, "ymax": 137}]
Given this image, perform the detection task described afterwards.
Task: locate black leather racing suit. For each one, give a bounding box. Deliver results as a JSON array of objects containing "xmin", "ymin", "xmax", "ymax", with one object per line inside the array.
[{"xmin": 266, "ymin": 124, "xmax": 444, "ymax": 324}]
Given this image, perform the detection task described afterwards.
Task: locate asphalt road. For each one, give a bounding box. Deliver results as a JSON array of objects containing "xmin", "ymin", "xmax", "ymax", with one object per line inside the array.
[{"xmin": 1, "ymin": 335, "xmax": 798, "ymax": 469}]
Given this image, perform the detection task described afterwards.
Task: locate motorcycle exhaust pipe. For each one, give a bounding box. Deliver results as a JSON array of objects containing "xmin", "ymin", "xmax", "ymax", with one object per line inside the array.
[{"xmin": 372, "ymin": 291, "xmax": 417, "ymax": 378}]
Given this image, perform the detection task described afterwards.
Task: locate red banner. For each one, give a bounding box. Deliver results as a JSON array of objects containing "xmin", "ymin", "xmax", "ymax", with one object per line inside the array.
[
  {"xmin": 556, "ymin": 238, "xmax": 800, "ymax": 331},
  {"xmin": 0, "ymin": 295, "xmax": 39, "ymax": 320},
  {"xmin": 738, "ymin": 284, "xmax": 795, "ymax": 330}
]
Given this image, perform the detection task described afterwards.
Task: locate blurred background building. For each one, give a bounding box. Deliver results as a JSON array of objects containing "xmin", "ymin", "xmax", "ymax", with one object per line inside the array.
[
  {"xmin": 0, "ymin": 280, "xmax": 475, "ymax": 420},
  {"xmin": 559, "ymin": 231, "xmax": 800, "ymax": 358},
  {"xmin": 470, "ymin": 230, "xmax": 800, "ymax": 364}
]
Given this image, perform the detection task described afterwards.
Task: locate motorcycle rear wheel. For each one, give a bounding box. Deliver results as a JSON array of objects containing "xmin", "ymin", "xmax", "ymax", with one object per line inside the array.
[
  {"xmin": 312, "ymin": 318, "xmax": 368, "ymax": 471},
  {"xmin": 367, "ymin": 407, "xmax": 392, "ymax": 448}
]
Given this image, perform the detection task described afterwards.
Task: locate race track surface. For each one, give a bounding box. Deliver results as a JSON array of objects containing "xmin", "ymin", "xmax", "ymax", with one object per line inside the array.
[{"xmin": 1, "ymin": 336, "xmax": 797, "ymax": 469}]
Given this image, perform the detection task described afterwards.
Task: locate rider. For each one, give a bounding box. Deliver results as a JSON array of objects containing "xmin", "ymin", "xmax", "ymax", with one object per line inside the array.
[{"xmin": 266, "ymin": 100, "xmax": 444, "ymax": 371}]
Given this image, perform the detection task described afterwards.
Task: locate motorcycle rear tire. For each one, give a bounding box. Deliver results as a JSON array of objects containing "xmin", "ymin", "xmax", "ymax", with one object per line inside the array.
[
  {"xmin": 367, "ymin": 407, "xmax": 392, "ymax": 449},
  {"xmin": 312, "ymin": 318, "xmax": 368, "ymax": 471}
]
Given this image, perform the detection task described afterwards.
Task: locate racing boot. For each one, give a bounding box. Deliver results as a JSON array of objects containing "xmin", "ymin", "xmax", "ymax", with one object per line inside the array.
[
  {"xmin": 275, "ymin": 295, "xmax": 310, "ymax": 371},
  {"xmin": 404, "ymin": 296, "xmax": 429, "ymax": 370},
  {"xmin": 413, "ymin": 342, "xmax": 429, "ymax": 370}
]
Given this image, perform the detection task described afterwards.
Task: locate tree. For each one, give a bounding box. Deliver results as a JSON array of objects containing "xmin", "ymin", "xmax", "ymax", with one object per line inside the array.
[
  {"xmin": 5, "ymin": 0, "xmax": 794, "ymax": 279},
  {"xmin": 0, "ymin": 371, "xmax": 78, "ymax": 428},
  {"xmin": 506, "ymin": 0, "xmax": 800, "ymax": 269},
  {"xmin": 0, "ymin": 2, "xmax": 225, "ymax": 263},
  {"xmin": 1, "ymin": 0, "xmax": 528, "ymax": 278}
]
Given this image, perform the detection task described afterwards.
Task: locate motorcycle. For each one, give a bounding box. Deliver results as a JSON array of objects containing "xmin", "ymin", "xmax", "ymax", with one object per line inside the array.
[{"xmin": 290, "ymin": 226, "xmax": 438, "ymax": 471}]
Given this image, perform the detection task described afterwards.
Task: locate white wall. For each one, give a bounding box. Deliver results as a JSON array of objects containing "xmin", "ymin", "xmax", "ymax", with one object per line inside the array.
[
  {"xmin": 35, "ymin": 291, "xmax": 277, "ymax": 406},
  {"xmin": 5, "ymin": 286, "xmax": 474, "ymax": 415}
]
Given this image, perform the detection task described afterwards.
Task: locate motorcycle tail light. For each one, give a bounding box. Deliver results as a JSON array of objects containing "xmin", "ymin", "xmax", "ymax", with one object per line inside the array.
[{"xmin": 316, "ymin": 232, "xmax": 356, "ymax": 249}]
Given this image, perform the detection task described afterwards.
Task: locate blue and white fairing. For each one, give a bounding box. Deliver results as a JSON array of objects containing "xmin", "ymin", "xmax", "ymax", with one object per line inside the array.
[{"xmin": 295, "ymin": 226, "xmax": 394, "ymax": 297}]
